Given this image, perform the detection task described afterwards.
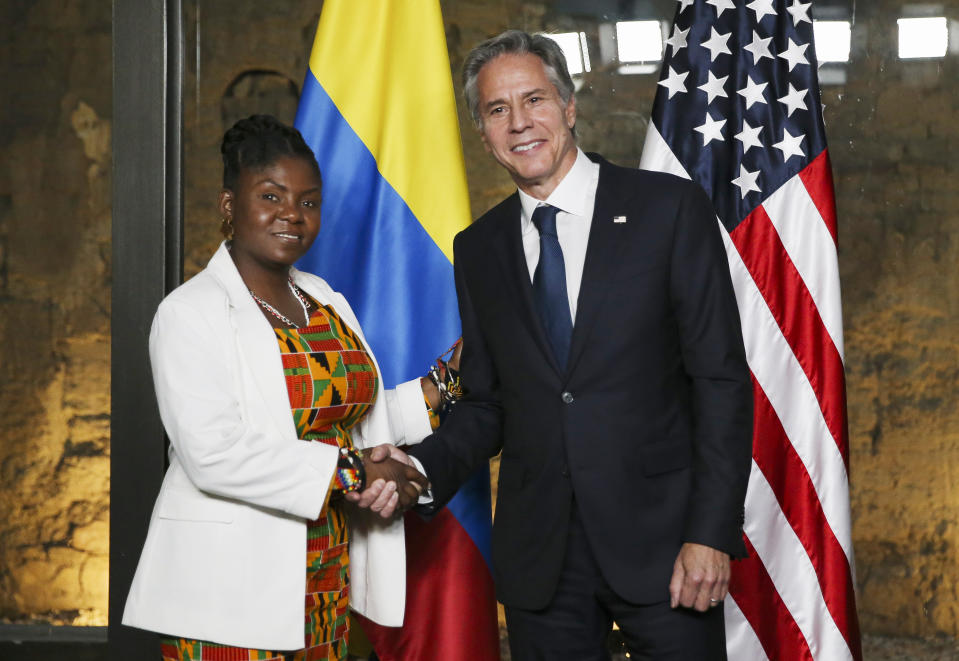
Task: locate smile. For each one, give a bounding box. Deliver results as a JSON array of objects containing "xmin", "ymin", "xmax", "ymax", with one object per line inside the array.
[
  {"xmin": 511, "ymin": 140, "xmax": 544, "ymax": 153},
  {"xmin": 274, "ymin": 233, "xmax": 301, "ymax": 241}
]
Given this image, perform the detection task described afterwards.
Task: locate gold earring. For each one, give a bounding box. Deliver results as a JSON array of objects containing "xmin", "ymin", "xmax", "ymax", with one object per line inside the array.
[{"xmin": 220, "ymin": 216, "xmax": 234, "ymax": 239}]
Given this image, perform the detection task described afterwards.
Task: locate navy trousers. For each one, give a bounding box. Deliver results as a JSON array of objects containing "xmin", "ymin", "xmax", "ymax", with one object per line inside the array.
[{"xmin": 504, "ymin": 502, "xmax": 727, "ymax": 661}]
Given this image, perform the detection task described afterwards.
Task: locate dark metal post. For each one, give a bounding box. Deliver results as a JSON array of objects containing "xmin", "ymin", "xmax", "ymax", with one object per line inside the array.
[{"xmin": 109, "ymin": 0, "xmax": 183, "ymax": 657}]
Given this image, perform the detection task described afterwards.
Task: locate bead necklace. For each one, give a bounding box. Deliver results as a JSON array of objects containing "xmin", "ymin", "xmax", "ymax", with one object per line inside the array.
[{"xmin": 249, "ymin": 277, "xmax": 311, "ymax": 328}]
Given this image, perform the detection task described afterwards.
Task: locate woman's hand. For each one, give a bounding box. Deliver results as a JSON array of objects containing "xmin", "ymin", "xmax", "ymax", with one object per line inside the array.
[{"xmin": 345, "ymin": 446, "xmax": 428, "ymax": 518}]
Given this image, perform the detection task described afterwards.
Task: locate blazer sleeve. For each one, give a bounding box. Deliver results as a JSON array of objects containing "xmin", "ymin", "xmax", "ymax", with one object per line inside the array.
[
  {"xmin": 381, "ymin": 379, "xmax": 434, "ymax": 446},
  {"xmin": 407, "ymin": 232, "xmax": 504, "ymax": 512},
  {"xmin": 669, "ymin": 183, "xmax": 753, "ymax": 558},
  {"xmin": 150, "ymin": 296, "xmax": 337, "ymax": 521}
]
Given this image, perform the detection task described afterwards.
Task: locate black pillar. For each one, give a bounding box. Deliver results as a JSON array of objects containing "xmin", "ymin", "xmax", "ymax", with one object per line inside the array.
[{"xmin": 109, "ymin": 0, "xmax": 183, "ymax": 658}]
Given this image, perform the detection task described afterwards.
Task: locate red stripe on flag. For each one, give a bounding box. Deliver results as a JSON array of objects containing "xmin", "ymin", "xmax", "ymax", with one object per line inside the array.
[
  {"xmin": 729, "ymin": 206, "xmax": 849, "ymax": 467},
  {"xmin": 750, "ymin": 378, "xmax": 863, "ymax": 661},
  {"xmin": 356, "ymin": 509, "xmax": 500, "ymax": 661},
  {"xmin": 798, "ymin": 150, "xmax": 839, "ymax": 244},
  {"xmin": 730, "ymin": 536, "xmax": 814, "ymax": 661}
]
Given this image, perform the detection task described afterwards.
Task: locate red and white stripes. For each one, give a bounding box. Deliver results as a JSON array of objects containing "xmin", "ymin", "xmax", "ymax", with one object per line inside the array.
[{"xmin": 641, "ymin": 124, "xmax": 861, "ymax": 661}]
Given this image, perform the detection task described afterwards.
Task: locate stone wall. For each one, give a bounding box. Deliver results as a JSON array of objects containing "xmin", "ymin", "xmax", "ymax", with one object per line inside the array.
[
  {"xmin": 1, "ymin": 0, "xmax": 958, "ymax": 642},
  {"xmin": 0, "ymin": 1, "xmax": 112, "ymax": 625},
  {"xmin": 836, "ymin": 1, "xmax": 959, "ymax": 638}
]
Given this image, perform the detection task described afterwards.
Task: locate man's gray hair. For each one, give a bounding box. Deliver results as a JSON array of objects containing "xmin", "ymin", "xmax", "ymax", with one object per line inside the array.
[{"xmin": 462, "ymin": 29, "xmax": 576, "ymax": 128}]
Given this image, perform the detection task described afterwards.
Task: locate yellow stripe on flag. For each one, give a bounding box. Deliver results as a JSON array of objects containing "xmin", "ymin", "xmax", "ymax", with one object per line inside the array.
[{"xmin": 308, "ymin": 0, "xmax": 470, "ymax": 261}]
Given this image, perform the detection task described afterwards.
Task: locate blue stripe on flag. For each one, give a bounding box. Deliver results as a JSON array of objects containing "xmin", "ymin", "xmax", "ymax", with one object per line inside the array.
[
  {"xmin": 295, "ymin": 71, "xmax": 493, "ymax": 569},
  {"xmin": 295, "ymin": 71, "xmax": 460, "ymax": 388}
]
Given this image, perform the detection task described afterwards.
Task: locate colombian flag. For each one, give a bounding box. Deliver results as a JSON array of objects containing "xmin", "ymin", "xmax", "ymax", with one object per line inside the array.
[{"xmin": 294, "ymin": 2, "xmax": 500, "ymax": 659}]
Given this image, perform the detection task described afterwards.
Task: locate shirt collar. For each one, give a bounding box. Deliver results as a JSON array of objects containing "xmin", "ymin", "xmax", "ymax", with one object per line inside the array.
[{"xmin": 519, "ymin": 148, "xmax": 598, "ymax": 231}]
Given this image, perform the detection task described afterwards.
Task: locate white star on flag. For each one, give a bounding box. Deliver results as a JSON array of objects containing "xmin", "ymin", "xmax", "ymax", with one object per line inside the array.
[
  {"xmin": 737, "ymin": 74, "xmax": 768, "ymax": 109},
  {"xmin": 731, "ymin": 163, "xmax": 761, "ymax": 198},
  {"xmin": 778, "ymin": 37, "xmax": 810, "ymax": 71},
  {"xmin": 746, "ymin": 0, "xmax": 777, "ymax": 22},
  {"xmin": 701, "ymin": 27, "xmax": 733, "ymax": 62},
  {"xmin": 698, "ymin": 70, "xmax": 729, "ymax": 104},
  {"xmin": 657, "ymin": 66, "xmax": 689, "ymax": 99},
  {"xmin": 786, "ymin": 0, "xmax": 812, "ymax": 25},
  {"xmin": 667, "ymin": 25, "xmax": 690, "ymax": 53},
  {"xmin": 773, "ymin": 127, "xmax": 806, "ymax": 160},
  {"xmin": 706, "ymin": 0, "xmax": 736, "ymax": 17},
  {"xmin": 744, "ymin": 30, "xmax": 774, "ymax": 64},
  {"xmin": 676, "ymin": 0, "xmax": 695, "ymax": 12},
  {"xmin": 695, "ymin": 112, "xmax": 726, "ymax": 145},
  {"xmin": 735, "ymin": 120, "xmax": 764, "ymax": 154},
  {"xmin": 778, "ymin": 83, "xmax": 808, "ymax": 116}
]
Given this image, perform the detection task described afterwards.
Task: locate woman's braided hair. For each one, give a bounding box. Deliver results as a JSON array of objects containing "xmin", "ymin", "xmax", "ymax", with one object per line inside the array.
[{"xmin": 220, "ymin": 114, "xmax": 321, "ymax": 190}]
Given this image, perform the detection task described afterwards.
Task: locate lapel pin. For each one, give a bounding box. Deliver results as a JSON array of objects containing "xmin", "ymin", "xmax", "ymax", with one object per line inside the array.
[{"xmin": 613, "ymin": 215, "xmax": 627, "ymax": 224}]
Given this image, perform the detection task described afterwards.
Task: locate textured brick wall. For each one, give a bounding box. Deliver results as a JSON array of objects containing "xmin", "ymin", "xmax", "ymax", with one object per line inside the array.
[
  {"xmin": 0, "ymin": 1, "xmax": 112, "ymax": 625},
  {"xmin": 836, "ymin": 1, "xmax": 959, "ymax": 637}
]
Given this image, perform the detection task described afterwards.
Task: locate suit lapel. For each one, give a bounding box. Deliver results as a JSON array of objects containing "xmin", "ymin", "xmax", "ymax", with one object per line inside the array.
[
  {"xmin": 487, "ymin": 195, "xmax": 564, "ymax": 375},
  {"xmin": 567, "ymin": 160, "xmax": 634, "ymax": 376}
]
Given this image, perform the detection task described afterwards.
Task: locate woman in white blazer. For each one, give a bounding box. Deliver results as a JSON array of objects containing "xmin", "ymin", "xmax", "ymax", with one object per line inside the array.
[{"xmin": 123, "ymin": 115, "xmax": 434, "ymax": 659}]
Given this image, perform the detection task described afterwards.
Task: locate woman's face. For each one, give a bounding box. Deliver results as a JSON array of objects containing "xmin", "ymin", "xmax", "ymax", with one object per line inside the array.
[{"xmin": 218, "ymin": 155, "xmax": 322, "ymax": 271}]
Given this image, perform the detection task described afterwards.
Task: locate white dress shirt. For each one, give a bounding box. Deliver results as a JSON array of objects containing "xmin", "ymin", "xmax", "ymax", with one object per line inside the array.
[{"xmin": 518, "ymin": 148, "xmax": 600, "ymax": 324}]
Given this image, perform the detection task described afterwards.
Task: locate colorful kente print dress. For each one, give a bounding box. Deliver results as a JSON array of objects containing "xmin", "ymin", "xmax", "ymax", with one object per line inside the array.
[{"xmin": 161, "ymin": 299, "xmax": 378, "ymax": 661}]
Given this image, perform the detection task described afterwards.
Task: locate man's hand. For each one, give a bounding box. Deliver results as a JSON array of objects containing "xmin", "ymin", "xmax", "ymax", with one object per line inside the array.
[
  {"xmin": 668, "ymin": 543, "xmax": 730, "ymax": 612},
  {"xmin": 344, "ymin": 444, "xmax": 427, "ymax": 518}
]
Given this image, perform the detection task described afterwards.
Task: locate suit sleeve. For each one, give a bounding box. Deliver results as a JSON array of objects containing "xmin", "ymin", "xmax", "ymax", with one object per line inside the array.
[
  {"xmin": 669, "ymin": 182, "xmax": 753, "ymax": 558},
  {"xmin": 407, "ymin": 232, "xmax": 504, "ymax": 512}
]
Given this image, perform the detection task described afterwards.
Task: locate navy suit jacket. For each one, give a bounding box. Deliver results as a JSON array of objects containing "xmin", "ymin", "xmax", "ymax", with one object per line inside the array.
[{"xmin": 409, "ymin": 154, "xmax": 753, "ymax": 610}]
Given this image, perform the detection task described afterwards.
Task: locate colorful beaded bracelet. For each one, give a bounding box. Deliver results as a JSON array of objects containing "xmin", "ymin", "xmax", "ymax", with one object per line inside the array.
[
  {"xmin": 426, "ymin": 340, "xmax": 464, "ymax": 421},
  {"xmin": 334, "ymin": 446, "xmax": 366, "ymax": 493}
]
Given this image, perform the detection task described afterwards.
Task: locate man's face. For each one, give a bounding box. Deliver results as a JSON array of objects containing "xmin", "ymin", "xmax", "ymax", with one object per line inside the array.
[{"xmin": 476, "ymin": 53, "xmax": 577, "ymax": 199}]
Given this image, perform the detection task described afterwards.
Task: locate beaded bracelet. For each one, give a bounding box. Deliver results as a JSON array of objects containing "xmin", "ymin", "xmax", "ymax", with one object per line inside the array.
[
  {"xmin": 334, "ymin": 446, "xmax": 366, "ymax": 493},
  {"xmin": 423, "ymin": 388, "xmax": 441, "ymax": 431},
  {"xmin": 426, "ymin": 340, "xmax": 465, "ymax": 420}
]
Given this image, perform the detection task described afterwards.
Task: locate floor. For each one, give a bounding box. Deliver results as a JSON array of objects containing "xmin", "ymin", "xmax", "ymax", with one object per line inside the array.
[
  {"xmin": 861, "ymin": 634, "xmax": 959, "ymax": 661},
  {"xmin": 2, "ymin": 632, "xmax": 958, "ymax": 659},
  {"xmin": 502, "ymin": 630, "xmax": 959, "ymax": 660}
]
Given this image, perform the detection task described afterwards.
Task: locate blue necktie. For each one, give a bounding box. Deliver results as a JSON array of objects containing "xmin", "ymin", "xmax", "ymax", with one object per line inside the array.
[{"xmin": 531, "ymin": 204, "xmax": 573, "ymax": 370}]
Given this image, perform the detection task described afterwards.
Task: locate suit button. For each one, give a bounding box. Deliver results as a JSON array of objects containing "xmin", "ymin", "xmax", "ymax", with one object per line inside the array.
[{"xmin": 561, "ymin": 391, "xmax": 574, "ymax": 404}]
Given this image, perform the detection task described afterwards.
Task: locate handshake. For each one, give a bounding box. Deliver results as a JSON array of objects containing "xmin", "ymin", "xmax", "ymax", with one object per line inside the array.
[
  {"xmin": 345, "ymin": 444, "xmax": 427, "ymax": 518},
  {"xmin": 345, "ymin": 338, "xmax": 460, "ymax": 518}
]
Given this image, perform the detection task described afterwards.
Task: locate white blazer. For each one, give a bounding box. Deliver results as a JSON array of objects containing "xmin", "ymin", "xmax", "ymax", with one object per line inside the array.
[{"xmin": 123, "ymin": 243, "xmax": 431, "ymax": 651}]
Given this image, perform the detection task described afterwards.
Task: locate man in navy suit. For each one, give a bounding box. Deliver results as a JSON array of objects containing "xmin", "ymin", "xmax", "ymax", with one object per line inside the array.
[{"xmin": 362, "ymin": 30, "xmax": 753, "ymax": 660}]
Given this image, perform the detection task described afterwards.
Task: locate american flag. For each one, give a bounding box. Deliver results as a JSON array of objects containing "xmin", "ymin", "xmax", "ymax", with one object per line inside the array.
[{"xmin": 639, "ymin": 1, "xmax": 862, "ymax": 659}]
